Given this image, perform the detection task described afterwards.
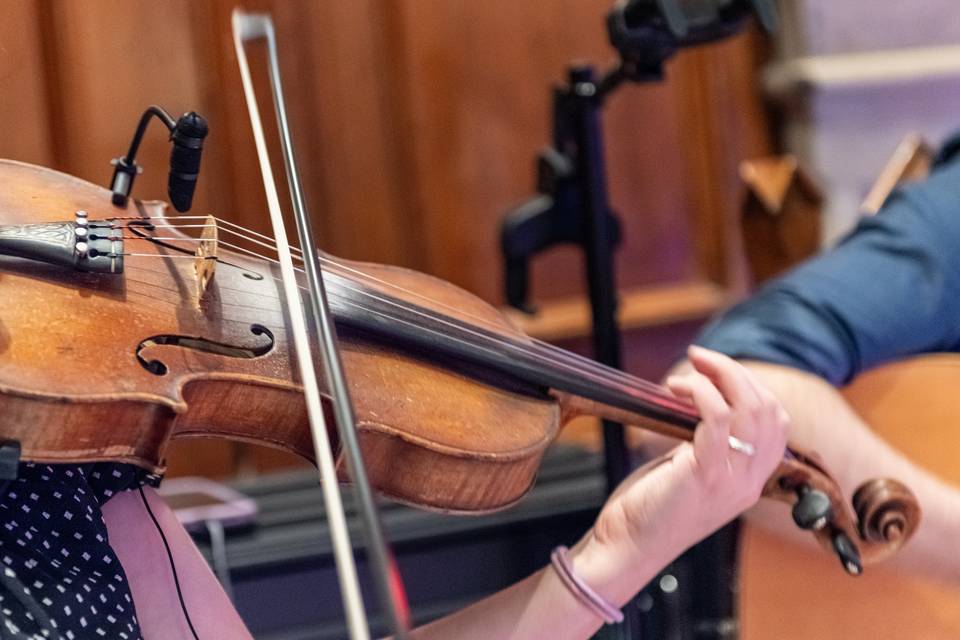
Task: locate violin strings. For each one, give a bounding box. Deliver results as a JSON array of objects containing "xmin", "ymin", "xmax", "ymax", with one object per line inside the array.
[
  {"xmin": 128, "ymin": 224, "xmax": 217, "ymax": 230},
  {"xmin": 120, "ymin": 218, "xmax": 634, "ymax": 388},
  {"xmin": 320, "ymin": 273, "xmax": 687, "ymax": 411},
  {"xmin": 320, "ymin": 285, "xmax": 697, "ymax": 420},
  {"xmin": 317, "ymin": 258, "xmax": 679, "ymax": 403},
  {"xmin": 111, "ymin": 215, "xmax": 306, "ymax": 257},
  {"xmin": 122, "ymin": 235, "xmax": 298, "ymax": 266},
  {"xmin": 120, "ymin": 217, "xmax": 681, "ymax": 407},
  {"xmin": 120, "ymin": 217, "xmax": 568, "ymax": 357},
  {"xmin": 112, "ymin": 216, "xmax": 686, "ymax": 407},
  {"xmin": 120, "ymin": 236, "xmax": 214, "ymax": 241},
  {"xmin": 122, "ymin": 253, "xmax": 216, "ymax": 260},
  {"xmin": 122, "ymin": 242, "xmax": 682, "ymax": 414}
]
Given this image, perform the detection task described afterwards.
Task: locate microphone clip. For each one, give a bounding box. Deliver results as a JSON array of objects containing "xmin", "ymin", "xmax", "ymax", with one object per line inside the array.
[
  {"xmin": 606, "ymin": 0, "xmax": 778, "ymax": 84},
  {"xmin": 109, "ymin": 105, "xmax": 208, "ymax": 212}
]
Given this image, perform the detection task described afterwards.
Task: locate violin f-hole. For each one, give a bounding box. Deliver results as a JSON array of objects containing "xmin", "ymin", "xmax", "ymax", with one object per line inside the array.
[{"xmin": 136, "ymin": 323, "xmax": 275, "ymax": 375}]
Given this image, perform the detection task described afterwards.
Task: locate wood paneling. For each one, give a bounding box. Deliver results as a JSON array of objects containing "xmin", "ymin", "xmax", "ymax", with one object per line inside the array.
[
  {"xmin": 0, "ymin": 1, "xmax": 54, "ymax": 165},
  {"xmin": 385, "ymin": 1, "xmax": 706, "ymax": 301},
  {"xmin": 0, "ymin": 1, "xmax": 771, "ymax": 476},
  {"xmin": 40, "ymin": 1, "xmax": 208, "ymax": 199}
]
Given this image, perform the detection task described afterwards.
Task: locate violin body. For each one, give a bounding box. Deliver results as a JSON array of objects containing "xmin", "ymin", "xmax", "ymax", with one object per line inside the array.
[{"xmin": 0, "ymin": 159, "xmax": 562, "ymax": 512}]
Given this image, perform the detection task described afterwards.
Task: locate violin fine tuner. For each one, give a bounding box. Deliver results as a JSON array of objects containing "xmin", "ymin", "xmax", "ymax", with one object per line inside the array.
[{"xmin": 0, "ymin": 213, "xmax": 124, "ymax": 274}]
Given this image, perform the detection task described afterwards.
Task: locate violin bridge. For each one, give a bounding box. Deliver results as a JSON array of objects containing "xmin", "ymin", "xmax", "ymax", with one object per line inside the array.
[{"xmin": 193, "ymin": 214, "xmax": 218, "ymax": 303}]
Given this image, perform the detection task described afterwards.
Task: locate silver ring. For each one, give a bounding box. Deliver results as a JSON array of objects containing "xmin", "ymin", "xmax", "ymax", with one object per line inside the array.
[{"xmin": 728, "ymin": 435, "xmax": 756, "ymax": 457}]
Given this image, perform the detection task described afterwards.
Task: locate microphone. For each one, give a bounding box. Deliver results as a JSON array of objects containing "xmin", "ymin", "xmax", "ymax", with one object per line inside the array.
[{"xmin": 167, "ymin": 112, "xmax": 209, "ymax": 212}]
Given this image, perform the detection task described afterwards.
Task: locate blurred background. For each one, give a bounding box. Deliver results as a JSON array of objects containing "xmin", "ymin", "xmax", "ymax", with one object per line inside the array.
[
  {"xmin": 2, "ymin": 1, "xmax": 960, "ymax": 638},
  {"xmin": 1, "ymin": 0, "xmax": 772, "ymax": 472}
]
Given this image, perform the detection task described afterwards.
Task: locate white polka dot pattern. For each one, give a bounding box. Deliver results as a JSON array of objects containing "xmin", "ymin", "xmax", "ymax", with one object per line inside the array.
[{"xmin": 0, "ymin": 463, "xmax": 160, "ymax": 639}]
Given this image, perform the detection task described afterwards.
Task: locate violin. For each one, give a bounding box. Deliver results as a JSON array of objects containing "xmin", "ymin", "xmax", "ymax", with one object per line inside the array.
[{"xmin": 0, "ymin": 158, "xmax": 919, "ymax": 575}]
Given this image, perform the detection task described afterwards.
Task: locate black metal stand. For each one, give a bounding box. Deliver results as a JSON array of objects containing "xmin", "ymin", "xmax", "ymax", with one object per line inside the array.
[
  {"xmin": 689, "ymin": 522, "xmax": 742, "ymax": 639},
  {"xmin": 502, "ymin": 62, "xmax": 629, "ymax": 495},
  {"xmin": 500, "ymin": 2, "xmax": 778, "ymax": 638},
  {"xmin": 502, "ymin": 55, "xmax": 675, "ymax": 640}
]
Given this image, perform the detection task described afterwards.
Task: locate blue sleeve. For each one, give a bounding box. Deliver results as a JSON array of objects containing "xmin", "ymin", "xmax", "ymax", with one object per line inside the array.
[{"xmin": 695, "ymin": 158, "xmax": 960, "ymax": 386}]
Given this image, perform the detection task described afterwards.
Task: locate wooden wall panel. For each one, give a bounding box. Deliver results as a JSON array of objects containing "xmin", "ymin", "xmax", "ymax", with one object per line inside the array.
[
  {"xmin": 39, "ymin": 1, "xmax": 209, "ymax": 203},
  {"xmin": 0, "ymin": 1, "xmax": 772, "ymax": 476},
  {"xmin": 673, "ymin": 28, "xmax": 774, "ymax": 291},
  {"xmin": 385, "ymin": 1, "xmax": 703, "ymax": 303},
  {"xmin": 268, "ymin": 0, "xmax": 423, "ymax": 266},
  {"xmin": 1, "ymin": 1, "xmax": 770, "ymax": 297},
  {"xmin": 0, "ymin": 1, "xmax": 54, "ymax": 165}
]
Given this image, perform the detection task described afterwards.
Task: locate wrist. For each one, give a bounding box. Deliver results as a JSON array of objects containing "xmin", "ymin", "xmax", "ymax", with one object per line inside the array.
[{"xmin": 569, "ymin": 527, "xmax": 675, "ymax": 609}]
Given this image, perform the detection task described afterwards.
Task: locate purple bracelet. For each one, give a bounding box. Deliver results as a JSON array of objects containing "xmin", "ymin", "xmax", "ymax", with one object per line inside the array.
[{"xmin": 550, "ymin": 545, "xmax": 624, "ymax": 625}]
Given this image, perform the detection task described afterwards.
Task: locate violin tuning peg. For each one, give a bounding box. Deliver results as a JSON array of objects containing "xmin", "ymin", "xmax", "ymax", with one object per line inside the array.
[
  {"xmin": 832, "ymin": 530, "xmax": 863, "ymax": 576},
  {"xmin": 791, "ymin": 485, "xmax": 832, "ymax": 531}
]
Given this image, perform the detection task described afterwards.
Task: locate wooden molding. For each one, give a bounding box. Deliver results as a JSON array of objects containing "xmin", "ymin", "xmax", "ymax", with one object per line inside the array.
[
  {"xmin": 765, "ymin": 44, "xmax": 960, "ymax": 96},
  {"xmin": 739, "ymin": 155, "xmax": 822, "ymax": 214},
  {"xmin": 739, "ymin": 155, "xmax": 823, "ymax": 284},
  {"xmin": 502, "ymin": 280, "xmax": 732, "ymax": 342},
  {"xmin": 861, "ymin": 133, "xmax": 933, "ymax": 215}
]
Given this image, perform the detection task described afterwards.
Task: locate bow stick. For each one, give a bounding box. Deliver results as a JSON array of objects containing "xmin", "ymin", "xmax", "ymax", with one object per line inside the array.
[{"xmin": 232, "ymin": 11, "xmax": 411, "ymax": 639}]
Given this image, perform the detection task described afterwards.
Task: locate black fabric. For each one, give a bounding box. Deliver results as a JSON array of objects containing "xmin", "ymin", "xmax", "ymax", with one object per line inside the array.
[{"xmin": 0, "ymin": 462, "xmax": 159, "ymax": 639}]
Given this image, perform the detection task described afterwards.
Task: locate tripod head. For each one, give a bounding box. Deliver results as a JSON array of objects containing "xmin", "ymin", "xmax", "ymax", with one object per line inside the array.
[{"xmin": 606, "ymin": 0, "xmax": 778, "ymax": 81}]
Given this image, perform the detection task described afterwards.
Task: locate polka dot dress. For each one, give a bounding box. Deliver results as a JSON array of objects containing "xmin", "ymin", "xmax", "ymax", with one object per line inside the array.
[{"xmin": 0, "ymin": 462, "xmax": 159, "ymax": 639}]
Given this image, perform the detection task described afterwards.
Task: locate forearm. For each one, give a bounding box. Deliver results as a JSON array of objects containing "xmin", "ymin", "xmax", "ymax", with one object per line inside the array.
[
  {"xmin": 103, "ymin": 487, "xmax": 254, "ymax": 640},
  {"xmin": 722, "ymin": 361, "xmax": 960, "ymax": 581},
  {"xmin": 406, "ymin": 525, "xmax": 668, "ymax": 639}
]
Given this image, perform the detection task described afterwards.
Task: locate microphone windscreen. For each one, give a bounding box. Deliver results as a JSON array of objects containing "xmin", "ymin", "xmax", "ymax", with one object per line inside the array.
[{"xmin": 168, "ymin": 112, "xmax": 208, "ymax": 212}]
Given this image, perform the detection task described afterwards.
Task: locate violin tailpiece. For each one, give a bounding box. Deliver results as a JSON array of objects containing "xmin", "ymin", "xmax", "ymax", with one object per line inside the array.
[{"xmin": 0, "ymin": 212, "xmax": 123, "ymax": 274}]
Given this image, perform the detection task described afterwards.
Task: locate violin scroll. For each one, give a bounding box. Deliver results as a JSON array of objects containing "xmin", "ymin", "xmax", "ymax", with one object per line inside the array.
[
  {"xmin": 765, "ymin": 450, "xmax": 921, "ymax": 575},
  {"xmin": 853, "ymin": 478, "xmax": 920, "ymax": 548}
]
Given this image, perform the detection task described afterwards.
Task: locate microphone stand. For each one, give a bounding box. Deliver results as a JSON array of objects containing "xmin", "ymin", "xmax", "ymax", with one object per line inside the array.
[{"xmin": 500, "ymin": 2, "xmax": 777, "ymax": 638}]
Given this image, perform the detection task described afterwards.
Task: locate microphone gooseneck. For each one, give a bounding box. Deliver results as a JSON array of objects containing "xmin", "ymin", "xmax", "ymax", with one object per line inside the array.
[{"xmin": 108, "ymin": 106, "xmax": 208, "ymax": 212}]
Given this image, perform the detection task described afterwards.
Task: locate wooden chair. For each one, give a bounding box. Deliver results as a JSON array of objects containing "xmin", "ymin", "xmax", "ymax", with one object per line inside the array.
[{"xmin": 739, "ymin": 155, "xmax": 822, "ymax": 284}]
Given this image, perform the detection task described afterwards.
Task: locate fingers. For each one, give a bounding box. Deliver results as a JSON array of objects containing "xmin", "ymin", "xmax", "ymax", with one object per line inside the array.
[
  {"xmin": 666, "ymin": 372, "xmax": 730, "ymax": 479},
  {"xmin": 687, "ymin": 345, "xmax": 763, "ymax": 412},
  {"xmin": 592, "ymin": 352, "xmax": 790, "ymax": 562},
  {"xmin": 669, "ymin": 347, "xmax": 790, "ymax": 485},
  {"xmin": 687, "ymin": 346, "xmax": 782, "ymax": 446}
]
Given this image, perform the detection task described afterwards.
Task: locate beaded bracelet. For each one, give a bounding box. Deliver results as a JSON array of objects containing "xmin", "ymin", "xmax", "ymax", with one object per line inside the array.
[{"xmin": 550, "ymin": 545, "xmax": 624, "ymax": 625}]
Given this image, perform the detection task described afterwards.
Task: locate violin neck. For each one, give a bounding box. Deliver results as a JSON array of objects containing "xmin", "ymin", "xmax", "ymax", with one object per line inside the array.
[
  {"xmin": 327, "ymin": 273, "xmax": 700, "ymax": 437},
  {"xmin": 549, "ymin": 389, "xmax": 698, "ymax": 441}
]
